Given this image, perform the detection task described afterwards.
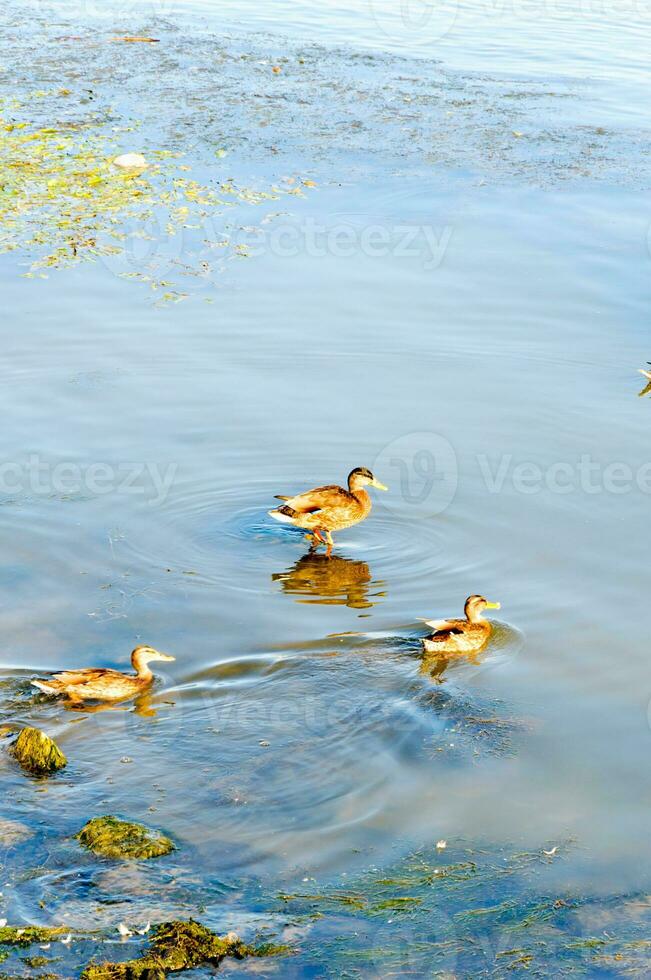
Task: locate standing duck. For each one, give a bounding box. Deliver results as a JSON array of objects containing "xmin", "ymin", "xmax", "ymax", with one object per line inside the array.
[
  {"xmin": 268, "ymin": 466, "xmax": 387, "ymax": 554},
  {"xmin": 420, "ymin": 595, "xmax": 501, "ymax": 655},
  {"xmin": 31, "ymin": 646, "xmax": 175, "ymax": 703}
]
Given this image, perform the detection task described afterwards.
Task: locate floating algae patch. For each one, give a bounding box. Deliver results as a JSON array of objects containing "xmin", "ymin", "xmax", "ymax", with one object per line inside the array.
[
  {"xmin": 0, "ymin": 925, "xmax": 67, "ymax": 946},
  {"xmin": 418, "ymin": 683, "xmax": 529, "ymax": 760},
  {"xmin": 10, "ymin": 727, "xmax": 67, "ymax": 775},
  {"xmin": 269, "ymin": 840, "xmax": 651, "ymax": 977},
  {"xmin": 76, "ymin": 816, "xmax": 175, "ymax": 860},
  {"xmin": 81, "ymin": 919, "xmax": 282, "ymax": 979},
  {"xmin": 0, "ymin": 88, "xmax": 311, "ymax": 303}
]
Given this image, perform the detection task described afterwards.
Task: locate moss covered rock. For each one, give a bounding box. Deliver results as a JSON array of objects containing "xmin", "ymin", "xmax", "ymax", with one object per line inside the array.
[
  {"xmin": 76, "ymin": 816, "xmax": 174, "ymax": 861},
  {"xmin": 10, "ymin": 728, "xmax": 67, "ymax": 775},
  {"xmin": 0, "ymin": 925, "xmax": 67, "ymax": 946},
  {"xmin": 81, "ymin": 920, "xmax": 255, "ymax": 978}
]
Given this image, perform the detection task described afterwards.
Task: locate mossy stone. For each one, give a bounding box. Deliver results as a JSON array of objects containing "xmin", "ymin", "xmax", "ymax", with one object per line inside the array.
[
  {"xmin": 21, "ymin": 955, "xmax": 51, "ymax": 967},
  {"xmin": 11, "ymin": 728, "xmax": 67, "ymax": 775},
  {"xmin": 76, "ymin": 816, "xmax": 174, "ymax": 861},
  {"xmin": 0, "ymin": 925, "xmax": 66, "ymax": 945},
  {"xmin": 81, "ymin": 919, "xmax": 254, "ymax": 979}
]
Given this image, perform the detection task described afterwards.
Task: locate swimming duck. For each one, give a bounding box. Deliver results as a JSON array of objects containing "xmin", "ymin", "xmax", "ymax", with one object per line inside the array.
[
  {"xmin": 420, "ymin": 595, "xmax": 500, "ymax": 655},
  {"xmin": 268, "ymin": 467, "xmax": 387, "ymax": 554},
  {"xmin": 31, "ymin": 646, "xmax": 175, "ymax": 703}
]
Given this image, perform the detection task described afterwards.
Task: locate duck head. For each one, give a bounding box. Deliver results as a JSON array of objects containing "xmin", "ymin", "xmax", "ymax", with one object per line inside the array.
[
  {"xmin": 348, "ymin": 467, "xmax": 388, "ymax": 492},
  {"xmin": 131, "ymin": 645, "xmax": 176, "ymax": 677},
  {"xmin": 464, "ymin": 595, "xmax": 501, "ymax": 623}
]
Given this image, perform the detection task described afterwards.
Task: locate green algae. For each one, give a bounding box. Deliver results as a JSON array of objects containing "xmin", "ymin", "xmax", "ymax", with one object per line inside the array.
[
  {"xmin": 0, "ymin": 88, "xmax": 313, "ymax": 305},
  {"xmin": 279, "ymin": 891, "xmax": 366, "ymax": 911},
  {"xmin": 21, "ymin": 954, "xmax": 52, "ymax": 967},
  {"xmin": 81, "ymin": 919, "xmax": 267, "ymax": 979},
  {"xmin": 266, "ymin": 840, "xmax": 651, "ymax": 977},
  {"xmin": 76, "ymin": 816, "xmax": 175, "ymax": 860},
  {"xmin": 0, "ymin": 925, "xmax": 67, "ymax": 945},
  {"xmin": 370, "ymin": 896, "xmax": 422, "ymax": 913},
  {"xmin": 10, "ymin": 727, "xmax": 67, "ymax": 775}
]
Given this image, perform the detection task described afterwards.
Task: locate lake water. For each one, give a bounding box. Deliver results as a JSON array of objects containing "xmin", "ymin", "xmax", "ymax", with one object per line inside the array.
[{"xmin": 1, "ymin": 0, "xmax": 650, "ymax": 976}]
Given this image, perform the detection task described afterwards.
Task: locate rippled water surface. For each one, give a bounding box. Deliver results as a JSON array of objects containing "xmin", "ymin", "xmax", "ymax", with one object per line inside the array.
[{"xmin": 1, "ymin": 0, "xmax": 651, "ymax": 976}]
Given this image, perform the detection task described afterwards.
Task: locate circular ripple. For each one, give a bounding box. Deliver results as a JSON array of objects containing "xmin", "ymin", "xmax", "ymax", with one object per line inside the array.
[{"xmin": 119, "ymin": 478, "xmax": 456, "ymax": 599}]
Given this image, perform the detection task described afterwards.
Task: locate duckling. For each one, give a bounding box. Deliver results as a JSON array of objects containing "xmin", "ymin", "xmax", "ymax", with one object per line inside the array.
[
  {"xmin": 268, "ymin": 467, "xmax": 387, "ymax": 554},
  {"xmin": 420, "ymin": 595, "xmax": 500, "ymax": 655},
  {"xmin": 31, "ymin": 646, "xmax": 175, "ymax": 703}
]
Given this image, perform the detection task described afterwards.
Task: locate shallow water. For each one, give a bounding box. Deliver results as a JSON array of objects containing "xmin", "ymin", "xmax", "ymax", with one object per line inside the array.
[{"xmin": 1, "ymin": 0, "xmax": 651, "ymax": 976}]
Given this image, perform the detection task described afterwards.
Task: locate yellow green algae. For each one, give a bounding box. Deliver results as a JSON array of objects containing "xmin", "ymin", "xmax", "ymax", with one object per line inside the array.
[
  {"xmin": 21, "ymin": 954, "xmax": 54, "ymax": 967},
  {"xmin": 0, "ymin": 88, "xmax": 312, "ymax": 304},
  {"xmin": 10, "ymin": 727, "xmax": 67, "ymax": 775},
  {"xmin": 81, "ymin": 919, "xmax": 287, "ymax": 979},
  {"xmin": 269, "ymin": 840, "xmax": 651, "ymax": 977},
  {"xmin": 76, "ymin": 816, "xmax": 175, "ymax": 860}
]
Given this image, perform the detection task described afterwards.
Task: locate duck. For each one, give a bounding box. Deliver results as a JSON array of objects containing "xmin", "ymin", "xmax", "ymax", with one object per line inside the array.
[
  {"xmin": 268, "ymin": 467, "xmax": 387, "ymax": 554},
  {"xmin": 31, "ymin": 646, "xmax": 175, "ymax": 703},
  {"xmin": 420, "ymin": 595, "xmax": 500, "ymax": 655}
]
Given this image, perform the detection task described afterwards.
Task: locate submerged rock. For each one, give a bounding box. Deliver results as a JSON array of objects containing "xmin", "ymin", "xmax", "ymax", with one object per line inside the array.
[
  {"xmin": 10, "ymin": 727, "xmax": 67, "ymax": 775},
  {"xmin": 0, "ymin": 817, "xmax": 33, "ymax": 845},
  {"xmin": 76, "ymin": 816, "xmax": 175, "ymax": 860},
  {"xmin": 81, "ymin": 919, "xmax": 260, "ymax": 978}
]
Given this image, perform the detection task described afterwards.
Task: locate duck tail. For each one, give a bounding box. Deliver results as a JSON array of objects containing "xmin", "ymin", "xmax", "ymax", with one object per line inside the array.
[
  {"xmin": 274, "ymin": 495, "xmax": 290, "ymax": 501},
  {"xmin": 268, "ymin": 504, "xmax": 298, "ymax": 524}
]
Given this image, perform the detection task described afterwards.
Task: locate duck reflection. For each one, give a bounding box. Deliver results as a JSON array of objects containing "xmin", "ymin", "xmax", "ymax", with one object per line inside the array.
[
  {"xmin": 63, "ymin": 689, "xmax": 160, "ymax": 718},
  {"xmin": 272, "ymin": 551, "xmax": 385, "ymax": 609},
  {"xmin": 419, "ymin": 650, "xmax": 485, "ymax": 685}
]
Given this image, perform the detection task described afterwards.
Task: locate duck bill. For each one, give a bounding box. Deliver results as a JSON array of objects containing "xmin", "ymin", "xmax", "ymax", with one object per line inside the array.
[
  {"xmin": 485, "ymin": 601, "xmax": 501, "ymax": 610},
  {"xmin": 158, "ymin": 653, "xmax": 176, "ymax": 662},
  {"xmin": 370, "ymin": 479, "xmax": 388, "ymax": 490}
]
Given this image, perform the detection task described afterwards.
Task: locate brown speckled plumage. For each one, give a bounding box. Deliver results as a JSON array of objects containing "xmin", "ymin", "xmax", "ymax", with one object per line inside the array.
[
  {"xmin": 268, "ymin": 466, "xmax": 387, "ymax": 553},
  {"xmin": 31, "ymin": 646, "xmax": 175, "ymax": 702},
  {"xmin": 421, "ymin": 595, "xmax": 501, "ymax": 656}
]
